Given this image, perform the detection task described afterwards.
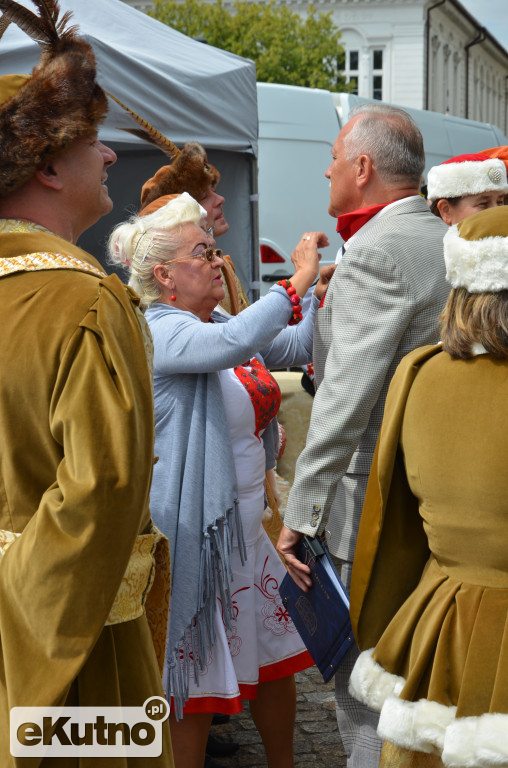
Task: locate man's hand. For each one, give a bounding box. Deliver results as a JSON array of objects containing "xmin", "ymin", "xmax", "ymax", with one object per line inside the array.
[{"xmin": 276, "ymin": 524, "xmax": 313, "ymax": 591}]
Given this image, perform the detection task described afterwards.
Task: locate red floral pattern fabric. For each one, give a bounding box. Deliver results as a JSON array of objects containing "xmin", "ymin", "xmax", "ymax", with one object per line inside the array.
[{"xmin": 234, "ymin": 357, "xmax": 281, "ymax": 438}]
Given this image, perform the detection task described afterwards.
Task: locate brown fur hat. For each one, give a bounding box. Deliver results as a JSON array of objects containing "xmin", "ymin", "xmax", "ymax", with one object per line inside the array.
[
  {"xmin": 0, "ymin": 1, "xmax": 108, "ymax": 197},
  {"xmin": 102, "ymin": 94, "xmax": 220, "ymax": 213},
  {"xmin": 140, "ymin": 142, "xmax": 220, "ymax": 212}
]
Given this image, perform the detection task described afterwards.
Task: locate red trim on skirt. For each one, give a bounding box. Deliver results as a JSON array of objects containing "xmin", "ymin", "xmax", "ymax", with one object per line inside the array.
[
  {"xmin": 258, "ymin": 650, "xmax": 313, "ymax": 685},
  {"xmin": 177, "ymin": 695, "xmax": 244, "ymax": 716},
  {"xmin": 176, "ymin": 650, "xmax": 314, "ymax": 715}
]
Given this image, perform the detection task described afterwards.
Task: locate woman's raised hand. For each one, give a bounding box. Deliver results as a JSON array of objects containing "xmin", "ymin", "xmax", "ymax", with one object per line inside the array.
[{"xmin": 289, "ymin": 232, "xmax": 329, "ymax": 298}]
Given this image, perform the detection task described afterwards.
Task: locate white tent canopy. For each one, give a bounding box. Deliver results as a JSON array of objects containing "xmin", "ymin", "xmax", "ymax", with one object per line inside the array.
[{"xmin": 0, "ymin": 0, "xmax": 259, "ymax": 290}]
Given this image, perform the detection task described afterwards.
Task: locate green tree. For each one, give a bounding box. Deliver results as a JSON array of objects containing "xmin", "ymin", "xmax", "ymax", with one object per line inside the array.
[{"xmin": 149, "ymin": 0, "xmax": 348, "ymax": 91}]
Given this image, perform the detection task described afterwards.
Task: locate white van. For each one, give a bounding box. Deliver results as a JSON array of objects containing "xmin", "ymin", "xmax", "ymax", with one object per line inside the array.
[{"xmin": 257, "ymin": 83, "xmax": 508, "ymax": 294}]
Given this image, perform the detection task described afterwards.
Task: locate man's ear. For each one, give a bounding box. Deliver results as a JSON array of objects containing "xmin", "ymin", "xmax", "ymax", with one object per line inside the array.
[
  {"xmin": 34, "ymin": 162, "xmax": 64, "ymax": 191},
  {"xmin": 356, "ymin": 154, "xmax": 372, "ymax": 189}
]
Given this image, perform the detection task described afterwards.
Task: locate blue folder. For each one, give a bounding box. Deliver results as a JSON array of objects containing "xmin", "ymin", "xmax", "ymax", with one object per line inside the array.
[{"xmin": 279, "ymin": 536, "xmax": 354, "ymax": 682}]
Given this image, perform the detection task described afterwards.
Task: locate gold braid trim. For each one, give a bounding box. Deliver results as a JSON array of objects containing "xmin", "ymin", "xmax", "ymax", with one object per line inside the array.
[
  {"xmin": 0, "ymin": 252, "xmax": 107, "ymax": 279},
  {"xmin": 0, "ymin": 529, "xmax": 20, "ymax": 557}
]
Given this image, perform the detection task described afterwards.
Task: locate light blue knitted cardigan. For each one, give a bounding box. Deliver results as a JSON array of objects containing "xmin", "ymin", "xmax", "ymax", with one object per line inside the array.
[{"xmin": 146, "ymin": 286, "xmax": 317, "ymax": 718}]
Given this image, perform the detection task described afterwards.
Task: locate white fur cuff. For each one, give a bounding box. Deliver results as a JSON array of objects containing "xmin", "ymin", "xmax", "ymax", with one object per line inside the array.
[
  {"xmin": 443, "ymin": 713, "xmax": 508, "ymax": 767},
  {"xmin": 349, "ymin": 650, "xmax": 508, "ymax": 767},
  {"xmin": 378, "ymin": 695, "xmax": 456, "ymax": 755},
  {"xmin": 349, "ymin": 648, "xmax": 405, "ymax": 711}
]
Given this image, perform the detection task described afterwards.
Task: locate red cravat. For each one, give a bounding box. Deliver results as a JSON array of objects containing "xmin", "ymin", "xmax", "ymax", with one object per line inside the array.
[
  {"xmin": 319, "ymin": 202, "xmax": 393, "ymax": 309},
  {"xmin": 336, "ymin": 202, "xmax": 391, "ymax": 242}
]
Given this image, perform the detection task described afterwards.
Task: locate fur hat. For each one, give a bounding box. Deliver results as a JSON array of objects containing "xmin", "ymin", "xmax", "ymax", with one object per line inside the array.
[
  {"xmin": 0, "ymin": 0, "xmax": 108, "ymax": 197},
  {"xmin": 140, "ymin": 142, "xmax": 220, "ymax": 212},
  {"xmin": 103, "ymin": 93, "xmax": 220, "ymax": 213},
  {"xmin": 444, "ymin": 206, "xmax": 508, "ymax": 292},
  {"xmin": 427, "ymin": 153, "xmax": 508, "ymax": 202}
]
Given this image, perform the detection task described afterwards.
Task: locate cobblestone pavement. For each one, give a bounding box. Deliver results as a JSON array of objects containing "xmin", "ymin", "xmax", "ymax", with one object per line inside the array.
[
  {"xmin": 209, "ymin": 666, "xmax": 346, "ymax": 767},
  {"xmin": 208, "ymin": 473, "xmax": 347, "ymax": 767}
]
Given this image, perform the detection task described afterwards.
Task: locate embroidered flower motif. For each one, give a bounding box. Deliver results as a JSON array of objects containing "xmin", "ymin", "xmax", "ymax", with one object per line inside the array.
[
  {"xmin": 216, "ymin": 586, "xmax": 248, "ymax": 657},
  {"xmin": 255, "ymin": 556, "xmax": 297, "ymax": 635},
  {"xmin": 262, "ymin": 594, "xmax": 298, "ymax": 635},
  {"xmin": 225, "ymin": 622, "xmax": 242, "ymax": 657}
]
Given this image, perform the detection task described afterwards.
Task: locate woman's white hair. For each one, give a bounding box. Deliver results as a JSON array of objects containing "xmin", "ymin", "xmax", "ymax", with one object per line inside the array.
[{"xmin": 108, "ymin": 192, "xmax": 207, "ymax": 305}]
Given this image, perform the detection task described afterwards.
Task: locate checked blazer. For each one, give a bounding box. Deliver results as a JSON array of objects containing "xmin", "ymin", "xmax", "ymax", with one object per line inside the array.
[{"xmin": 284, "ymin": 195, "xmax": 450, "ymax": 561}]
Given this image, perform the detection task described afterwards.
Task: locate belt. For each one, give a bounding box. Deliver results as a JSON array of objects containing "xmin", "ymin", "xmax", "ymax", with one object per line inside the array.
[{"xmin": 0, "ymin": 524, "xmax": 170, "ymax": 672}]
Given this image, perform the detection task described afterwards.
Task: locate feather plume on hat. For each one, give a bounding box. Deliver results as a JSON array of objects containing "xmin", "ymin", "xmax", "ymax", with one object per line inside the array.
[
  {"xmin": 106, "ymin": 92, "xmax": 220, "ymax": 213},
  {"xmin": 0, "ymin": 0, "xmax": 108, "ymax": 196}
]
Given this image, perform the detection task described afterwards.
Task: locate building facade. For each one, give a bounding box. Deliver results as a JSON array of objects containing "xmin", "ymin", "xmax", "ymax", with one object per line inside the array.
[{"xmin": 121, "ymin": 0, "xmax": 508, "ymax": 133}]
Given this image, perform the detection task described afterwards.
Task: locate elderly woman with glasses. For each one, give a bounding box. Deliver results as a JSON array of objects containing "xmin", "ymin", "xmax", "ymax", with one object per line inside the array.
[{"xmin": 109, "ymin": 192, "xmax": 332, "ymax": 768}]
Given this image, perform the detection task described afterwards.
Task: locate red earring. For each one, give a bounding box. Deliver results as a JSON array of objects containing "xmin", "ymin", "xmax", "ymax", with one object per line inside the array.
[{"xmin": 170, "ymin": 294, "xmax": 176, "ymax": 301}]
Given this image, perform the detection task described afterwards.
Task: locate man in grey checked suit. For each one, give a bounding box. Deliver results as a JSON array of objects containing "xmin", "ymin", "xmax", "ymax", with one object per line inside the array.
[{"xmin": 277, "ymin": 103, "xmax": 449, "ymax": 767}]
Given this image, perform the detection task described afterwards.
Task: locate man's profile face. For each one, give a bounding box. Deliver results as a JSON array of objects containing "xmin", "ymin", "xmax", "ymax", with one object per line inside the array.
[
  {"xmin": 325, "ymin": 117, "xmax": 360, "ymax": 218},
  {"xmin": 199, "ymin": 185, "xmax": 229, "ymax": 237},
  {"xmin": 54, "ymin": 132, "xmax": 117, "ymax": 230}
]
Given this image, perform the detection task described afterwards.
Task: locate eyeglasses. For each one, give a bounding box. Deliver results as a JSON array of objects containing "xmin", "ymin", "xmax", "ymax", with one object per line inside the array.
[{"xmin": 163, "ymin": 247, "xmax": 223, "ymax": 266}]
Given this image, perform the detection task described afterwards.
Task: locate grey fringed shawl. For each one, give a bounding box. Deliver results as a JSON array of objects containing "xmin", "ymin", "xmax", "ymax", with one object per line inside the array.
[{"xmin": 146, "ymin": 286, "xmax": 317, "ymax": 718}]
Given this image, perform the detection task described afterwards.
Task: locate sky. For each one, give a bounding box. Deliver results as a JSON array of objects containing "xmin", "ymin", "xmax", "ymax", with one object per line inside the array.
[{"xmin": 460, "ymin": 0, "xmax": 508, "ymax": 52}]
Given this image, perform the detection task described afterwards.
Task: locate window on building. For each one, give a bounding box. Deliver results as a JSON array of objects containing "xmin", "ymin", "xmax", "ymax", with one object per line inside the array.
[
  {"xmin": 338, "ymin": 49, "xmax": 359, "ymax": 94},
  {"xmin": 372, "ymin": 49, "xmax": 383, "ymax": 100}
]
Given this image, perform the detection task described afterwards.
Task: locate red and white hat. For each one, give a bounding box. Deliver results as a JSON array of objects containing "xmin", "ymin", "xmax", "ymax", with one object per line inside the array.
[{"xmin": 427, "ymin": 153, "xmax": 508, "ymax": 202}]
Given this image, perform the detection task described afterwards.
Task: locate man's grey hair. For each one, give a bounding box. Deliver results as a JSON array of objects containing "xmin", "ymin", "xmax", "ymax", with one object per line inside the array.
[{"xmin": 344, "ymin": 103, "xmax": 425, "ymax": 184}]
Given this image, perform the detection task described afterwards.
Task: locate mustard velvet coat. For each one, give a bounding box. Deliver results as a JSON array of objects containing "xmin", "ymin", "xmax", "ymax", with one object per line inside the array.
[
  {"xmin": 349, "ymin": 344, "xmax": 508, "ymax": 767},
  {"xmin": 0, "ymin": 229, "xmax": 172, "ymax": 767}
]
